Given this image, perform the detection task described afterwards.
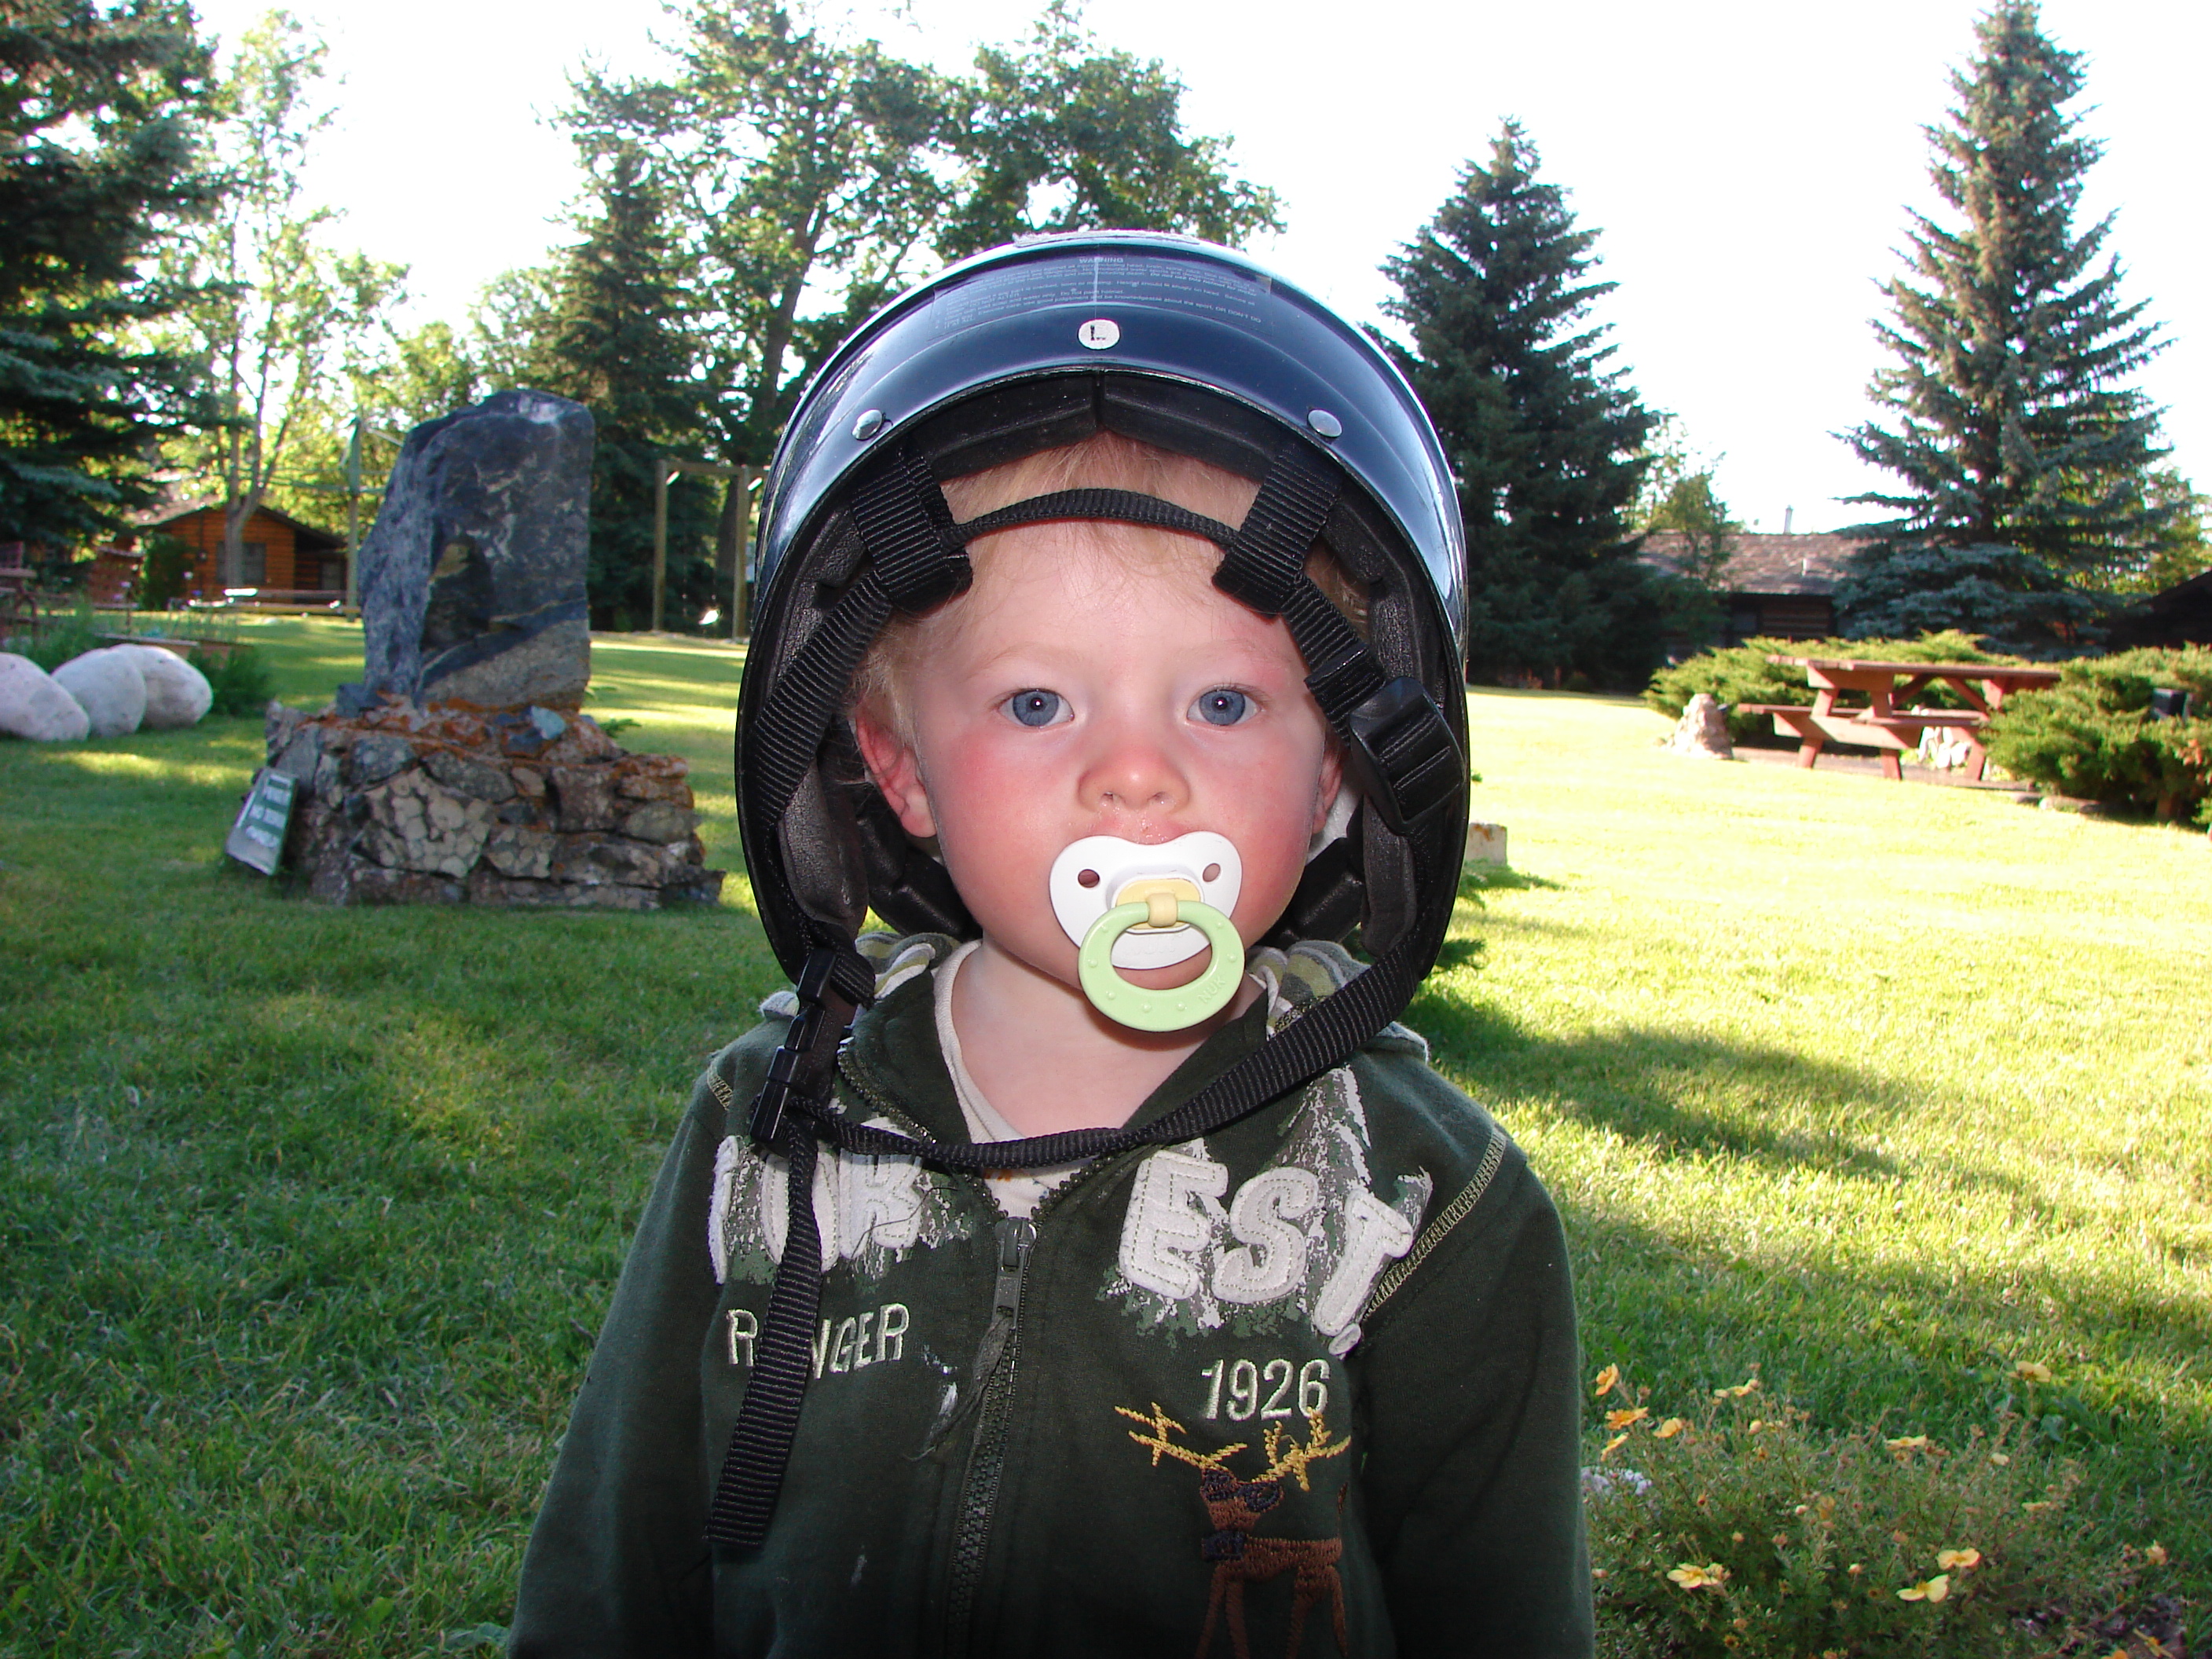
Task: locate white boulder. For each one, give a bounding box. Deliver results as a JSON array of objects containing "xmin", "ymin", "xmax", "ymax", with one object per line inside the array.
[
  {"xmin": 0, "ymin": 652, "xmax": 92, "ymax": 742},
  {"xmin": 53, "ymin": 648, "xmax": 147, "ymax": 737},
  {"xmin": 100, "ymin": 643, "xmax": 213, "ymax": 728}
]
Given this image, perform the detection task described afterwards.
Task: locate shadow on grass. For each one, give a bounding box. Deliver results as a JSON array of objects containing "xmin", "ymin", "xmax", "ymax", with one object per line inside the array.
[
  {"xmin": 1411, "ymin": 986, "xmax": 1910, "ymax": 1184},
  {"xmin": 1458, "ymin": 864, "xmax": 1565, "ymax": 899}
]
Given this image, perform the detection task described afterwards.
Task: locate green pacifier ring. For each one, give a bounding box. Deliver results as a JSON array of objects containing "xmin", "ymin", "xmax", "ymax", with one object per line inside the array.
[{"xmin": 1077, "ymin": 899, "xmax": 1246, "ymax": 1032}]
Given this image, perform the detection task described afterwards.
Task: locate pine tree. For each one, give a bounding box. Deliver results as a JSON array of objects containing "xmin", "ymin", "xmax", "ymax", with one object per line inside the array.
[
  {"xmin": 1379, "ymin": 121, "xmax": 1664, "ymax": 688},
  {"xmin": 0, "ymin": 0, "xmax": 220, "ymax": 548},
  {"xmin": 539, "ymin": 145, "xmax": 714, "ymax": 630},
  {"xmin": 1845, "ymin": 1, "xmax": 2168, "ymax": 601}
]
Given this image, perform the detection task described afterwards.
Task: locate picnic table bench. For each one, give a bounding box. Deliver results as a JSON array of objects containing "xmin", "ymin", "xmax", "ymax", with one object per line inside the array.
[{"xmin": 1741, "ymin": 656, "xmax": 2062, "ymax": 782}]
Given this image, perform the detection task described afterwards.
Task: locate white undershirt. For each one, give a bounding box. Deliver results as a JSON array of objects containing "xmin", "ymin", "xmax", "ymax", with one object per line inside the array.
[
  {"xmin": 932, "ymin": 940, "xmax": 1085, "ymax": 1218},
  {"xmin": 933, "ymin": 939, "xmax": 1273, "ymax": 1219}
]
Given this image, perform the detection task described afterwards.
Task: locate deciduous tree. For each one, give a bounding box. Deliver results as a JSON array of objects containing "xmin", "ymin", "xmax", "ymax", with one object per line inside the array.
[
  {"xmin": 157, "ymin": 11, "xmax": 401, "ymax": 585},
  {"xmin": 560, "ymin": 0, "xmax": 1280, "ymax": 592},
  {"xmin": 936, "ymin": 0, "xmax": 1281, "ymax": 261}
]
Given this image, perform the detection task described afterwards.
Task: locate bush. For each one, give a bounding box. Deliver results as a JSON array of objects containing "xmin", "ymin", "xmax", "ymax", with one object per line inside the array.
[
  {"xmin": 194, "ymin": 644, "xmax": 273, "ymax": 717},
  {"xmin": 1585, "ymin": 1365, "xmax": 2177, "ymax": 1658},
  {"xmin": 1644, "ymin": 633, "xmax": 2016, "ymax": 745},
  {"xmin": 137, "ymin": 532, "xmax": 190, "ymax": 612},
  {"xmin": 22, "ymin": 599, "xmax": 103, "ymax": 673},
  {"xmin": 1981, "ymin": 647, "xmax": 2212, "ymax": 823}
]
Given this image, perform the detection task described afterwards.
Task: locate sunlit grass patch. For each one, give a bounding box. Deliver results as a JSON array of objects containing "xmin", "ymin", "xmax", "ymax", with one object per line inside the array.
[{"xmin": 1, "ymin": 654, "xmax": 2205, "ymax": 1651}]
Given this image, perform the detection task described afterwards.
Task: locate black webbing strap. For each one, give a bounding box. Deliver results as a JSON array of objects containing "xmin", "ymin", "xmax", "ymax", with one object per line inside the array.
[
  {"xmin": 803, "ymin": 925, "xmax": 1423, "ymax": 1172},
  {"xmin": 705, "ymin": 1126, "xmax": 823, "ymax": 1547},
  {"xmin": 1214, "ymin": 441, "xmax": 1342, "ymax": 617},
  {"xmin": 743, "ymin": 571, "xmax": 895, "ymax": 839},
  {"xmin": 845, "ymin": 448, "xmax": 971, "ymax": 611},
  {"xmin": 951, "ymin": 488, "xmax": 1238, "ymax": 548}
]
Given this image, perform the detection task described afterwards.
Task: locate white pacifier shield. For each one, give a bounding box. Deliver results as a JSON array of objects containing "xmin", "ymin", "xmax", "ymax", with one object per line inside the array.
[{"xmin": 1049, "ymin": 832, "xmax": 1243, "ymax": 969}]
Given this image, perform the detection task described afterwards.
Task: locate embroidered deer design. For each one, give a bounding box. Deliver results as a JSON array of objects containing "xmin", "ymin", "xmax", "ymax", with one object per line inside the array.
[{"xmin": 1116, "ymin": 1402, "xmax": 1352, "ymax": 1659}]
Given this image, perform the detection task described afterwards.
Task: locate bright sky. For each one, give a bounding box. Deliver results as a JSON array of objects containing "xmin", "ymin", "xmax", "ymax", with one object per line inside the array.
[{"xmin": 192, "ymin": 0, "xmax": 2207, "ymax": 533}]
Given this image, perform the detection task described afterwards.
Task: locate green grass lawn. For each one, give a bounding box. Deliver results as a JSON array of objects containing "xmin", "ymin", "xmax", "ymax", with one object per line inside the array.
[{"xmin": 2, "ymin": 624, "xmax": 2204, "ymax": 1654}]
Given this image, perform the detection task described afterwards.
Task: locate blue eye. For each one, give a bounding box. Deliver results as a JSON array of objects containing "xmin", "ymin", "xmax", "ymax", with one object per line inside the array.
[
  {"xmin": 1192, "ymin": 688, "xmax": 1251, "ymax": 727},
  {"xmin": 1002, "ymin": 689, "xmax": 1067, "ymax": 727}
]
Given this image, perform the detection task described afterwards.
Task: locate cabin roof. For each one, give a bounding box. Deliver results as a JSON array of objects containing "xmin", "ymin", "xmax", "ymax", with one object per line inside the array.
[
  {"xmin": 135, "ymin": 497, "xmax": 346, "ymax": 553},
  {"xmin": 1641, "ymin": 531, "xmax": 1868, "ymax": 596}
]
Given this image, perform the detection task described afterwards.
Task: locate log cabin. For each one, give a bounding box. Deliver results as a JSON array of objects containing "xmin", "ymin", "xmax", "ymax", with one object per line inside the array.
[{"xmin": 134, "ymin": 500, "xmax": 349, "ymax": 602}]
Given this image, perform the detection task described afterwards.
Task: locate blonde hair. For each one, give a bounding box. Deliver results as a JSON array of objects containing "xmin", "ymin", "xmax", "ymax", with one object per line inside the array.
[{"xmin": 849, "ymin": 432, "xmax": 1366, "ymax": 740}]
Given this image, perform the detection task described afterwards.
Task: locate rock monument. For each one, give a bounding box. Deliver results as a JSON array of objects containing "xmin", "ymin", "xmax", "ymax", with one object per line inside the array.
[
  {"xmin": 1664, "ymin": 693, "xmax": 1735, "ymax": 760},
  {"xmin": 342, "ymin": 389, "xmax": 595, "ymax": 712},
  {"xmin": 260, "ymin": 390, "xmax": 723, "ymax": 910}
]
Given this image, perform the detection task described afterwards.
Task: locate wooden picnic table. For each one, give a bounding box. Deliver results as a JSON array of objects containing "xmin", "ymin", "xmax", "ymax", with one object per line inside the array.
[{"xmin": 1745, "ymin": 656, "xmax": 2063, "ymax": 782}]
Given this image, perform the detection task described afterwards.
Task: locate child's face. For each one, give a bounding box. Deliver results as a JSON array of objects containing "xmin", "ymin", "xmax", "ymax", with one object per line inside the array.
[{"xmin": 855, "ymin": 526, "xmax": 1340, "ymax": 995}]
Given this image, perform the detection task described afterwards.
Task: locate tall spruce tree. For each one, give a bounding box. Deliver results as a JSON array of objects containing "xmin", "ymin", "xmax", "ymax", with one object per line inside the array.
[
  {"xmin": 1843, "ymin": 1, "xmax": 2167, "ymax": 640},
  {"xmin": 1380, "ymin": 122, "xmax": 1663, "ymax": 688},
  {"xmin": 0, "ymin": 0, "xmax": 219, "ymax": 548},
  {"xmin": 540, "ymin": 143, "xmax": 714, "ymax": 629}
]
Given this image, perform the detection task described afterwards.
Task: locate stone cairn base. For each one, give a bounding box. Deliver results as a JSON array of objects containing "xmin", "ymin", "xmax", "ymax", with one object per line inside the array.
[{"xmin": 263, "ymin": 698, "xmax": 724, "ymax": 909}]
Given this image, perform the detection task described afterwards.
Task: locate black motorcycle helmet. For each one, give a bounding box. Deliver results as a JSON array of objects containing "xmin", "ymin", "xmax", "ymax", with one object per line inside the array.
[{"xmin": 712, "ymin": 232, "xmax": 1471, "ymax": 1549}]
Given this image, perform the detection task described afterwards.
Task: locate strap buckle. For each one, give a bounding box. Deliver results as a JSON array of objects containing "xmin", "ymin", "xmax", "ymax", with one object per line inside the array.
[
  {"xmin": 748, "ymin": 947, "xmax": 862, "ymax": 1147},
  {"xmin": 1341, "ymin": 676, "xmax": 1463, "ymax": 833}
]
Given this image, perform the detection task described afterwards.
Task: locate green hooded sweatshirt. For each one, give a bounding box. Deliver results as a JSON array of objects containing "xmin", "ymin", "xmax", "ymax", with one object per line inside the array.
[{"xmin": 511, "ymin": 936, "xmax": 1591, "ymax": 1657}]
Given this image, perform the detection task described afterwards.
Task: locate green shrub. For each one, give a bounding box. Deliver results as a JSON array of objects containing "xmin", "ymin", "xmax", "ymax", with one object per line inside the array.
[
  {"xmin": 137, "ymin": 532, "xmax": 191, "ymax": 612},
  {"xmin": 22, "ymin": 598, "xmax": 103, "ymax": 672},
  {"xmin": 193, "ymin": 644, "xmax": 273, "ymax": 717},
  {"xmin": 1644, "ymin": 633, "xmax": 2015, "ymax": 745},
  {"xmin": 1981, "ymin": 647, "xmax": 2212, "ymax": 822},
  {"xmin": 1586, "ymin": 1365, "xmax": 2175, "ymax": 1658}
]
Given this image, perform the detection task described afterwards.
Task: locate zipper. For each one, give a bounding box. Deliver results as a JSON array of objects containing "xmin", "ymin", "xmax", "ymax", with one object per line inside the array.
[
  {"xmin": 943, "ymin": 1214, "xmax": 1035, "ymax": 1657},
  {"xmin": 1360, "ymin": 1122, "xmax": 1507, "ymax": 1322}
]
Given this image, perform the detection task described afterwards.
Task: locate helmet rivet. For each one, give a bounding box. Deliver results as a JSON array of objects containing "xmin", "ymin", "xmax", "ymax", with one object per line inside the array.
[
  {"xmin": 1079, "ymin": 317, "xmax": 1121, "ymax": 350},
  {"xmin": 1306, "ymin": 408, "xmax": 1343, "ymax": 439},
  {"xmin": 851, "ymin": 408, "xmax": 884, "ymax": 440}
]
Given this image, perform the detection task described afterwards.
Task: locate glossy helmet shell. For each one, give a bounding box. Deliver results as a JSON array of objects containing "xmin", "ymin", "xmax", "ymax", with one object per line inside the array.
[{"xmin": 737, "ymin": 232, "xmax": 1469, "ymax": 987}]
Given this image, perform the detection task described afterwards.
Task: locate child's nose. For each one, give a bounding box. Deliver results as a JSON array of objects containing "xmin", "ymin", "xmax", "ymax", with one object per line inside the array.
[{"xmin": 1080, "ymin": 720, "xmax": 1188, "ymax": 819}]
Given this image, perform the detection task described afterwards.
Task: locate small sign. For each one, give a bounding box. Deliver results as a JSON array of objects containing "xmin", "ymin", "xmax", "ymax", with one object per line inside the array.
[
  {"xmin": 225, "ymin": 768, "xmax": 298, "ymax": 875},
  {"xmin": 1078, "ymin": 317, "xmax": 1120, "ymax": 350}
]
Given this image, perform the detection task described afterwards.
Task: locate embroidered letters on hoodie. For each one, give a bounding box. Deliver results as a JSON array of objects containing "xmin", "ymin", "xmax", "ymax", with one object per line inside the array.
[
  {"xmin": 708, "ymin": 1119, "xmax": 972, "ymax": 1286},
  {"xmin": 1108, "ymin": 1068, "xmax": 1427, "ymax": 1352}
]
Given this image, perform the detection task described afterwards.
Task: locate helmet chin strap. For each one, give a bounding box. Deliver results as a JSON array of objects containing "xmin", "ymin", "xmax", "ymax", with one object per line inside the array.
[{"xmin": 709, "ymin": 438, "xmax": 1462, "ymax": 1551}]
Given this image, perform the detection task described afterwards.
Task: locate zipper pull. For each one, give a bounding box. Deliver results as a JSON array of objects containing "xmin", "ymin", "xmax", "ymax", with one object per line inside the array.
[
  {"xmin": 991, "ymin": 1216, "xmax": 1036, "ymax": 1325},
  {"xmin": 968, "ymin": 1217, "xmax": 1035, "ymax": 1386},
  {"xmin": 913, "ymin": 1216, "xmax": 1038, "ymax": 1459}
]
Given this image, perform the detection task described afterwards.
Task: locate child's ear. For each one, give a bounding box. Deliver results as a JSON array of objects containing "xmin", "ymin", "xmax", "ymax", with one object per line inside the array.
[
  {"xmin": 852, "ymin": 708, "xmax": 938, "ymax": 840},
  {"xmin": 1313, "ymin": 744, "xmax": 1344, "ymax": 838}
]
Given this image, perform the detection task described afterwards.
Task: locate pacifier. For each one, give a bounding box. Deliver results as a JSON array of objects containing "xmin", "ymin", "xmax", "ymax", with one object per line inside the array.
[{"xmin": 1049, "ymin": 833, "xmax": 1246, "ymax": 1031}]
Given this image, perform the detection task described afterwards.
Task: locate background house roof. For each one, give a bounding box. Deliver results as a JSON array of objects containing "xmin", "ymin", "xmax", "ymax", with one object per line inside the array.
[{"xmin": 1641, "ymin": 530, "xmax": 1867, "ymax": 595}]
